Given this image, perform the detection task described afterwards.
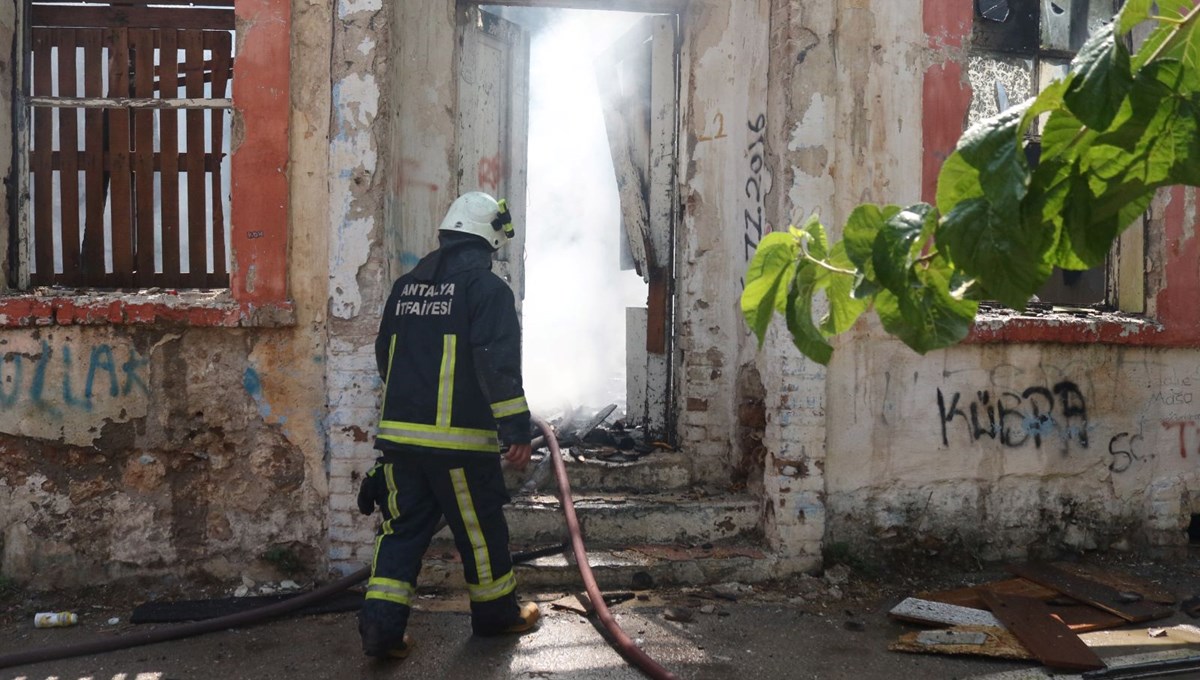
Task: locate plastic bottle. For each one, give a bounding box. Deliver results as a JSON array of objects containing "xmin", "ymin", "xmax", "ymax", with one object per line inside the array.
[{"xmin": 33, "ymin": 612, "xmax": 78, "ymax": 628}]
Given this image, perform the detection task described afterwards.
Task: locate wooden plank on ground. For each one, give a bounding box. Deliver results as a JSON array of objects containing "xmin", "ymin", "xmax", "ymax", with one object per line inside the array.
[
  {"xmin": 158, "ymin": 29, "xmax": 181, "ymax": 282},
  {"xmin": 1009, "ymin": 563, "xmax": 1176, "ymax": 623},
  {"xmin": 80, "ymin": 28, "xmax": 106, "ymax": 283},
  {"xmin": 979, "ymin": 591, "xmax": 1105, "ymax": 672},
  {"xmin": 132, "ymin": 28, "xmax": 156, "ymax": 285},
  {"xmin": 921, "ymin": 578, "xmax": 1127, "ymax": 633},
  {"xmin": 889, "ymin": 625, "xmax": 1034, "ymax": 661},
  {"xmin": 888, "ymin": 597, "xmax": 1003, "ymax": 628},
  {"xmin": 1054, "ymin": 562, "xmax": 1178, "ymax": 605},
  {"xmin": 56, "ymin": 28, "xmax": 81, "ymax": 284}
]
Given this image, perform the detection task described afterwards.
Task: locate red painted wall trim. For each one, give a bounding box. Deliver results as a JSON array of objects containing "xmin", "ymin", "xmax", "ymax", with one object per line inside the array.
[
  {"xmin": 230, "ymin": 0, "xmax": 290, "ymax": 304},
  {"xmin": 922, "ymin": 2, "xmax": 1200, "ymax": 347},
  {"xmin": 0, "ymin": 296, "xmax": 295, "ymax": 328}
]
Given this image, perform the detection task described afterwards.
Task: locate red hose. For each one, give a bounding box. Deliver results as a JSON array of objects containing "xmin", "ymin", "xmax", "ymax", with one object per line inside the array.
[
  {"xmin": 534, "ymin": 415, "xmax": 680, "ymax": 680},
  {"xmin": 1, "ymin": 418, "xmax": 681, "ymax": 680}
]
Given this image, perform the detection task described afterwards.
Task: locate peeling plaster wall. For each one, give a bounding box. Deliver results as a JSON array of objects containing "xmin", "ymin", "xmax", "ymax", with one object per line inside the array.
[
  {"xmin": 816, "ymin": 1, "xmax": 1200, "ymax": 561},
  {"xmin": 0, "ymin": 0, "xmax": 335, "ymax": 587},
  {"xmin": 1, "ymin": 0, "xmax": 14, "ymax": 290},
  {"xmin": 826, "ymin": 342, "xmax": 1200, "ymax": 559},
  {"xmin": 0, "ymin": 328, "xmax": 327, "ymax": 586},
  {"xmin": 676, "ymin": 0, "xmax": 773, "ymax": 493},
  {"xmin": 324, "ymin": 0, "xmax": 391, "ymax": 572}
]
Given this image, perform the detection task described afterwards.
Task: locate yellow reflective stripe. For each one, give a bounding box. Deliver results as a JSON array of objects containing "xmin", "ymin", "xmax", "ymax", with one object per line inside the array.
[
  {"xmin": 383, "ymin": 463, "xmax": 400, "ymax": 520},
  {"xmin": 450, "ymin": 468, "xmax": 492, "ymax": 585},
  {"xmin": 378, "ymin": 421, "xmax": 499, "ymax": 453},
  {"xmin": 468, "ymin": 570, "xmax": 517, "ymax": 603},
  {"xmin": 380, "ymin": 334, "xmax": 397, "ymax": 414},
  {"xmin": 490, "ymin": 396, "xmax": 529, "ymax": 419},
  {"xmin": 437, "ymin": 335, "xmax": 456, "ymax": 428},
  {"xmin": 365, "ymin": 577, "xmax": 414, "ymax": 606}
]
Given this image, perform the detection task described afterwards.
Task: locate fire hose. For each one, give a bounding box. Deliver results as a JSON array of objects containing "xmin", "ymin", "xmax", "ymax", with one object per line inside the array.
[{"xmin": 0, "ymin": 417, "xmax": 680, "ymax": 680}]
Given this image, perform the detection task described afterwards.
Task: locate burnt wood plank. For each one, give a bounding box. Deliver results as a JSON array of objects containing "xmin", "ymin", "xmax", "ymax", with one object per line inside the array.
[
  {"xmin": 207, "ymin": 30, "xmax": 231, "ymax": 286},
  {"xmin": 158, "ymin": 29, "xmax": 181, "ymax": 282},
  {"xmin": 1054, "ymin": 562, "xmax": 1179, "ymax": 606},
  {"xmin": 979, "ymin": 591, "xmax": 1105, "ymax": 672},
  {"xmin": 80, "ymin": 28, "xmax": 106, "ymax": 283},
  {"xmin": 181, "ymin": 29, "xmax": 207, "ymax": 286},
  {"xmin": 32, "ymin": 29, "xmax": 54, "ymax": 283},
  {"xmin": 921, "ymin": 578, "xmax": 1127, "ymax": 633},
  {"xmin": 1009, "ymin": 563, "xmax": 1176, "ymax": 623},
  {"xmin": 107, "ymin": 28, "xmax": 135, "ymax": 287},
  {"xmin": 56, "ymin": 28, "xmax": 82, "ymax": 285},
  {"xmin": 32, "ymin": 6, "xmax": 234, "ymax": 31},
  {"xmin": 131, "ymin": 28, "xmax": 156, "ymax": 285}
]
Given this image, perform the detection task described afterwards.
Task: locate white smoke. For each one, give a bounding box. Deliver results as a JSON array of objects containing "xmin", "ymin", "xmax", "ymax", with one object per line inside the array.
[{"xmin": 521, "ymin": 10, "xmax": 649, "ymax": 420}]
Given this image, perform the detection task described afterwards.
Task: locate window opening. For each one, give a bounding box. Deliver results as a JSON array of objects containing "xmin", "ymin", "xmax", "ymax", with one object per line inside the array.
[
  {"xmin": 968, "ymin": 0, "xmax": 1121, "ymax": 309},
  {"xmin": 22, "ymin": 1, "xmax": 235, "ymax": 289}
]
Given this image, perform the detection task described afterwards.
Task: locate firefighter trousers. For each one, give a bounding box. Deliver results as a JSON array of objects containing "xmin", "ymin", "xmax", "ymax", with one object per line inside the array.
[{"xmin": 358, "ymin": 450, "xmax": 523, "ymax": 651}]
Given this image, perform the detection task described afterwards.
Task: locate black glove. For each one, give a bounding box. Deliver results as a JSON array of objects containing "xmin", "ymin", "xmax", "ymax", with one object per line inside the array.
[{"xmin": 357, "ymin": 463, "xmax": 382, "ymax": 516}]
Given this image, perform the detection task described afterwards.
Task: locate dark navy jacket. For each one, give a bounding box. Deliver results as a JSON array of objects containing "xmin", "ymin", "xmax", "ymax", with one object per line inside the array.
[{"xmin": 374, "ymin": 235, "xmax": 530, "ymax": 455}]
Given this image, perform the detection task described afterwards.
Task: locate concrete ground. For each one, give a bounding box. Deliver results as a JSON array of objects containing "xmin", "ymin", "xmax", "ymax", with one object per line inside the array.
[{"xmin": 3, "ymin": 552, "xmax": 1200, "ymax": 680}]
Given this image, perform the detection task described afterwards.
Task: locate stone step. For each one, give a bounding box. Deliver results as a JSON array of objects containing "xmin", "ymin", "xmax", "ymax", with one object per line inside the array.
[
  {"xmin": 463, "ymin": 492, "xmax": 761, "ymax": 546},
  {"xmin": 502, "ymin": 450, "xmax": 694, "ymax": 494},
  {"xmin": 418, "ymin": 540, "xmax": 782, "ymax": 590}
]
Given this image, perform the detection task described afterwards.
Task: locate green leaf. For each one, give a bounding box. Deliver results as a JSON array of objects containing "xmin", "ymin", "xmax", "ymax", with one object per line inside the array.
[
  {"xmin": 844, "ymin": 204, "xmax": 896, "ymax": 276},
  {"xmin": 1117, "ymin": 0, "xmax": 1153, "ymax": 35},
  {"xmin": 819, "ymin": 242, "xmax": 870, "ymax": 335},
  {"xmin": 1020, "ymin": 79, "xmax": 1070, "ymax": 139},
  {"xmin": 799, "ymin": 215, "xmax": 830, "ymax": 260},
  {"xmin": 874, "ymin": 265, "xmax": 978, "ymax": 356},
  {"xmin": 1065, "ymin": 23, "xmax": 1134, "ymax": 131},
  {"xmin": 872, "ymin": 206, "xmax": 933, "ymax": 295},
  {"xmin": 786, "ymin": 264, "xmax": 834, "ymax": 365},
  {"xmin": 1132, "ymin": 1, "xmax": 1199, "ymax": 74},
  {"xmin": 741, "ymin": 232, "xmax": 797, "ymax": 345},
  {"xmin": 937, "ymin": 197, "xmax": 1053, "ymax": 309},
  {"xmin": 956, "ymin": 105, "xmax": 1031, "ymax": 210}
]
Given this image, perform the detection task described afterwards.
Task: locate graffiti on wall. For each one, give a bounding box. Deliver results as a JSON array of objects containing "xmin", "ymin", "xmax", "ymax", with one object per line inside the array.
[
  {"xmin": 936, "ymin": 381, "xmax": 1089, "ymax": 449},
  {"xmin": 1162, "ymin": 420, "xmax": 1200, "ymax": 460},
  {"xmin": 742, "ymin": 113, "xmax": 769, "ymax": 286},
  {"xmin": 0, "ymin": 340, "xmax": 148, "ymax": 415}
]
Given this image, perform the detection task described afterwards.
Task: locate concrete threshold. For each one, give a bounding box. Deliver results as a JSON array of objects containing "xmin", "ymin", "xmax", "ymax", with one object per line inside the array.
[
  {"xmin": 446, "ymin": 491, "xmax": 762, "ymax": 545},
  {"xmin": 419, "ymin": 540, "xmax": 782, "ymax": 590}
]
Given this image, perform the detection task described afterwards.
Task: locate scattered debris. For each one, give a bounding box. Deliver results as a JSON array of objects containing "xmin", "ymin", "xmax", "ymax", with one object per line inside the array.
[
  {"xmin": 664, "ymin": 607, "xmax": 695, "ymax": 623},
  {"xmin": 824, "ymin": 564, "xmax": 851, "ymax": 587},
  {"xmin": 891, "ymin": 562, "xmax": 1186, "ymax": 676},
  {"xmin": 889, "ymin": 598, "xmax": 1004, "ymax": 628},
  {"xmin": 917, "ymin": 630, "xmax": 989, "ymax": 646},
  {"xmin": 1008, "ymin": 563, "xmax": 1175, "ymax": 623},
  {"xmin": 979, "ymin": 591, "xmax": 1104, "ymax": 671},
  {"xmin": 892, "ymin": 625, "xmax": 1031, "ymax": 661},
  {"xmin": 699, "ymin": 604, "xmax": 716, "ymax": 615},
  {"xmin": 710, "ymin": 582, "xmax": 753, "ymax": 602}
]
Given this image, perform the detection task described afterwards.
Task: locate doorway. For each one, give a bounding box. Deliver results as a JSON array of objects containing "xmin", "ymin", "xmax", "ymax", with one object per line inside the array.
[{"xmin": 461, "ymin": 5, "xmax": 680, "ymax": 442}]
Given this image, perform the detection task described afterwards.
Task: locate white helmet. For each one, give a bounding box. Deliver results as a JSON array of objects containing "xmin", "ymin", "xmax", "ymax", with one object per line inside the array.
[{"xmin": 438, "ymin": 192, "xmax": 515, "ymax": 251}]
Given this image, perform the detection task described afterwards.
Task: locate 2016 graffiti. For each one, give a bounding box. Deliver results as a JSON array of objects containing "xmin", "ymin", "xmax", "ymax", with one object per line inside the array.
[
  {"xmin": 0, "ymin": 341, "xmax": 149, "ymax": 413},
  {"xmin": 936, "ymin": 381, "xmax": 1089, "ymax": 449},
  {"xmin": 742, "ymin": 113, "xmax": 768, "ymax": 287}
]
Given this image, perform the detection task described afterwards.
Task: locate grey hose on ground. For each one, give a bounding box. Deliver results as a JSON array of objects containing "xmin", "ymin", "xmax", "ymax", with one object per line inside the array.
[{"xmin": 0, "ymin": 417, "xmax": 679, "ymax": 679}]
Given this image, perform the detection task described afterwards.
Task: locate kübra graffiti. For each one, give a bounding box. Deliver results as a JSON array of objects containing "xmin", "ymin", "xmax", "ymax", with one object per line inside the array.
[{"xmin": 936, "ymin": 381, "xmax": 1089, "ymax": 449}]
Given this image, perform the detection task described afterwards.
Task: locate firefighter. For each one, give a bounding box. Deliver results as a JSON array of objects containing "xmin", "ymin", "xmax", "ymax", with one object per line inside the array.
[{"xmin": 356, "ymin": 191, "xmax": 540, "ymax": 659}]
